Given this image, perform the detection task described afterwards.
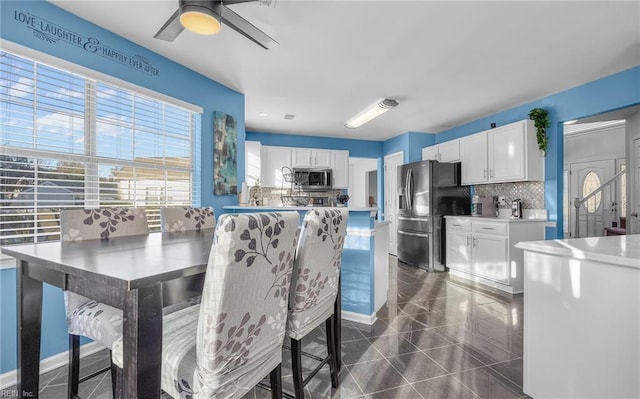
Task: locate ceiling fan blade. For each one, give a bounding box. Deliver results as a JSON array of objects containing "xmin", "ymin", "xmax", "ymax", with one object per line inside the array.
[
  {"xmin": 221, "ymin": 0, "xmax": 256, "ymax": 4},
  {"xmin": 219, "ymin": 4, "xmax": 279, "ymax": 49},
  {"xmin": 154, "ymin": 8, "xmax": 185, "ymax": 42}
]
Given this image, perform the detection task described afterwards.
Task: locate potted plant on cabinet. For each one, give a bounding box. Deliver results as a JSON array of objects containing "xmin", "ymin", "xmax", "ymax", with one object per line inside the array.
[{"xmin": 528, "ymin": 107, "xmax": 550, "ymax": 156}]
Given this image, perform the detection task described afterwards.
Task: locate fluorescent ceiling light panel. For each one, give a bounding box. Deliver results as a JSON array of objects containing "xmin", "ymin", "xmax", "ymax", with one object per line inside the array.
[{"xmin": 345, "ymin": 98, "xmax": 399, "ymax": 129}]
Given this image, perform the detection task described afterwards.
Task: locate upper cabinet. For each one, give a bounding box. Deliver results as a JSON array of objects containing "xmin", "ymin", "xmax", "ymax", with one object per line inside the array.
[
  {"xmin": 331, "ymin": 150, "xmax": 349, "ymax": 189},
  {"xmin": 460, "ymin": 120, "xmax": 543, "ymax": 185},
  {"xmin": 291, "ymin": 148, "xmax": 332, "ymax": 168},
  {"xmin": 257, "ymin": 146, "xmax": 349, "ymax": 187},
  {"xmin": 244, "ymin": 141, "xmax": 262, "ymax": 187},
  {"xmin": 261, "ymin": 146, "xmax": 291, "ymax": 187},
  {"xmin": 422, "ymin": 141, "xmax": 460, "ymax": 162},
  {"xmin": 460, "ymin": 133, "xmax": 488, "ymax": 184}
]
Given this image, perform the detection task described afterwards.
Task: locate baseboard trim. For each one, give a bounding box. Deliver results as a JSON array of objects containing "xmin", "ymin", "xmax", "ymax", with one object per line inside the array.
[
  {"xmin": 0, "ymin": 341, "xmax": 104, "ymax": 390},
  {"xmin": 341, "ymin": 310, "xmax": 377, "ymax": 325}
]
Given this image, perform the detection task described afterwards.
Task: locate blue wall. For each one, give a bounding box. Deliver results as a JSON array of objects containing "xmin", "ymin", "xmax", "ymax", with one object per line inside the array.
[
  {"xmin": 436, "ymin": 66, "xmax": 640, "ymax": 238},
  {"xmin": 246, "ymin": 131, "xmax": 382, "ymax": 158},
  {"xmin": 0, "ymin": 0, "xmax": 245, "ymax": 373}
]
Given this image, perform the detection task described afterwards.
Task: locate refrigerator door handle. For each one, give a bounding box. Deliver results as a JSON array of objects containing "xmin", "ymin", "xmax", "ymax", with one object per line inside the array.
[
  {"xmin": 404, "ymin": 169, "xmax": 411, "ymax": 210},
  {"xmin": 398, "ymin": 216, "xmax": 428, "ymax": 221},
  {"xmin": 398, "ymin": 230, "xmax": 429, "ymax": 238},
  {"xmin": 407, "ymin": 168, "xmax": 414, "ymax": 210}
]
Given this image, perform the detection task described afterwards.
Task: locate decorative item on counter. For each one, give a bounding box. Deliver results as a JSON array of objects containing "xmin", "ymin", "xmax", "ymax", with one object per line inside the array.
[
  {"xmin": 335, "ymin": 194, "xmax": 349, "ymax": 206},
  {"xmin": 249, "ymin": 178, "xmax": 262, "ymax": 206},
  {"xmin": 528, "ymin": 107, "xmax": 550, "ymax": 156}
]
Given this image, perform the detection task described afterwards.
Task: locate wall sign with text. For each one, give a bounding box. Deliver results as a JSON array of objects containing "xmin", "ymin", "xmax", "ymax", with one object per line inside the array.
[{"xmin": 14, "ymin": 10, "xmax": 160, "ymax": 76}]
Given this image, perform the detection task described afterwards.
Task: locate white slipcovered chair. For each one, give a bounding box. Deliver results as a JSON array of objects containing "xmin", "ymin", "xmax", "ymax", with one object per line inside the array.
[
  {"xmin": 59, "ymin": 207, "xmax": 149, "ymax": 399},
  {"xmin": 113, "ymin": 211, "xmax": 299, "ymax": 399},
  {"xmin": 160, "ymin": 206, "xmax": 216, "ymax": 232},
  {"xmin": 287, "ymin": 208, "xmax": 348, "ymax": 398},
  {"xmin": 160, "ymin": 206, "xmax": 216, "ymax": 313}
]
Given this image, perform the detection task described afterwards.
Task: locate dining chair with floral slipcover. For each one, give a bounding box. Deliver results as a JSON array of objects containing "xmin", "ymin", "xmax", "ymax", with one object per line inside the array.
[
  {"xmin": 160, "ymin": 206, "xmax": 216, "ymax": 313},
  {"xmin": 160, "ymin": 206, "xmax": 216, "ymax": 233},
  {"xmin": 286, "ymin": 208, "xmax": 348, "ymax": 398},
  {"xmin": 112, "ymin": 211, "xmax": 300, "ymax": 398},
  {"xmin": 59, "ymin": 207, "xmax": 149, "ymax": 399}
]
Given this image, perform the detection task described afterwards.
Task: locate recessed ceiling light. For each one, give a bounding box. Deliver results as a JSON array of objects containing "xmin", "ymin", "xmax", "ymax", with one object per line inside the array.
[
  {"xmin": 564, "ymin": 119, "xmax": 578, "ymax": 125},
  {"xmin": 284, "ymin": 114, "xmax": 295, "ymax": 120},
  {"xmin": 258, "ymin": 112, "xmax": 269, "ymax": 117}
]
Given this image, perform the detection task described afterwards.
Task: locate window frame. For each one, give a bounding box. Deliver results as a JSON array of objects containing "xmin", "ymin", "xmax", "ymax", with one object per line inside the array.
[{"xmin": 1, "ymin": 45, "xmax": 202, "ymax": 267}]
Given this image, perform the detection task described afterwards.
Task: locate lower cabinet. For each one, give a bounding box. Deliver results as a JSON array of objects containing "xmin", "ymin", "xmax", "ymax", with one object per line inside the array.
[{"xmin": 446, "ymin": 217, "xmax": 545, "ymax": 293}]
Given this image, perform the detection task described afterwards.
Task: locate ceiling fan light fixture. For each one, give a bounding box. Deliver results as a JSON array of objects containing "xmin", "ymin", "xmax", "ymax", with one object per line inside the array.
[
  {"xmin": 179, "ymin": 2, "xmax": 221, "ymax": 35},
  {"xmin": 345, "ymin": 98, "xmax": 399, "ymax": 129}
]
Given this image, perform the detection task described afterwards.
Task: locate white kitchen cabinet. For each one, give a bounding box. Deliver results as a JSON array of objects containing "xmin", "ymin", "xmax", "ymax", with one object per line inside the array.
[
  {"xmin": 331, "ymin": 150, "xmax": 349, "ymax": 188},
  {"xmin": 291, "ymin": 148, "xmax": 332, "ymax": 168},
  {"xmin": 422, "ymin": 146, "xmax": 439, "ymax": 161},
  {"xmin": 446, "ymin": 220, "xmax": 472, "ymax": 274},
  {"xmin": 261, "ymin": 146, "xmax": 291, "ymax": 187},
  {"xmin": 421, "ymin": 141, "xmax": 460, "ymax": 162},
  {"xmin": 244, "ymin": 140, "xmax": 261, "ymax": 186},
  {"xmin": 459, "ymin": 120, "xmax": 543, "ymax": 185},
  {"xmin": 445, "ymin": 216, "xmax": 545, "ymax": 293},
  {"xmin": 460, "ymin": 133, "xmax": 488, "ymax": 184}
]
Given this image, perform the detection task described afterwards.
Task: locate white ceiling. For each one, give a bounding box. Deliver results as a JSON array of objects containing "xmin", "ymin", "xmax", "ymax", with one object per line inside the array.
[{"xmin": 49, "ymin": 0, "xmax": 640, "ymax": 141}]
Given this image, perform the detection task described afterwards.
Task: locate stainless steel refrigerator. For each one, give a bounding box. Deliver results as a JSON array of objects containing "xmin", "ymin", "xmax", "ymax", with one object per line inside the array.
[{"xmin": 397, "ymin": 160, "xmax": 470, "ymax": 271}]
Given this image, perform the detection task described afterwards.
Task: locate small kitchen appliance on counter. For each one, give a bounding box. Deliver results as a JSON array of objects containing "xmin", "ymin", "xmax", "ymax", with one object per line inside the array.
[
  {"xmin": 512, "ymin": 199, "xmax": 523, "ymax": 219},
  {"xmin": 471, "ymin": 196, "xmax": 497, "ymax": 217}
]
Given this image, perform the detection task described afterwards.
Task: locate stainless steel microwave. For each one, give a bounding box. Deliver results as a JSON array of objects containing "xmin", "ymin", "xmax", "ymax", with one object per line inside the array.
[{"xmin": 293, "ymin": 168, "xmax": 333, "ymax": 191}]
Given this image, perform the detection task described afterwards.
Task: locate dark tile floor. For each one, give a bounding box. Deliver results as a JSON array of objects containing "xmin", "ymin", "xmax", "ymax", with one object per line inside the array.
[{"xmin": 11, "ymin": 257, "xmax": 530, "ymax": 398}]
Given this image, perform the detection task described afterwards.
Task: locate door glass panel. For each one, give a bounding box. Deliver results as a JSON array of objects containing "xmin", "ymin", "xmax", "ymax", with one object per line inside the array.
[{"xmin": 582, "ymin": 171, "xmax": 601, "ymax": 213}]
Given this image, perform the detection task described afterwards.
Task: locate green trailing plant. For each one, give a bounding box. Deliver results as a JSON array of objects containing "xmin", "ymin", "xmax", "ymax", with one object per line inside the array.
[{"xmin": 528, "ymin": 108, "xmax": 550, "ymax": 156}]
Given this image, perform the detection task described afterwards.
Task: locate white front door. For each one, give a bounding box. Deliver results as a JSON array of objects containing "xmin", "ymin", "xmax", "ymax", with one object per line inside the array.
[
  {"xmin": 384, "ymin": 152, "xmax": 403, "ymax": 256},
  {"xmin": 569, "ymin": 160, "xmax": 615, "ymax": 237}
]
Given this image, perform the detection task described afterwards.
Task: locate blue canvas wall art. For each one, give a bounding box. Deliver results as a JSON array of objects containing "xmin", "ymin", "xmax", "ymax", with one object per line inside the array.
[{"xmin": 213, "ymin": 111, "xmax": 237, "ymax": 195}]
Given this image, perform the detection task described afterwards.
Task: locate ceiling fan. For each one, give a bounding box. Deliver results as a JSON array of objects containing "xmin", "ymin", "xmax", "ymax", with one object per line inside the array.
[{"xmin": 155, "ymin": 0, "xmax": 278, "ymax": 49}]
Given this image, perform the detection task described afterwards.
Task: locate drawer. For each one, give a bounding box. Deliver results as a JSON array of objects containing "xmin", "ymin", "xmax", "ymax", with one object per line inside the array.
[
  {"xmin": 472, "ymin": 221, "xmax": 507, "ymax": 236},
  {"xmin": 447, "ymin": 218, "xmax": 471, "ymax": 232}
]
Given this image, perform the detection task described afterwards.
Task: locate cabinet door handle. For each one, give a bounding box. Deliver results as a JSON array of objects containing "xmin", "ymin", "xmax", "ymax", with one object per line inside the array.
[
  {"xmin": 490, "ymin": 168, "xmax": 494, "ymax": 178},
  {"xmin": 472, "ymin": 237, "xmax": 477, "ymax": 248},
  {"xmin": 483, "ymin": 169, "xmax": 487, "ymax": 179},
  {"xmin": 452, "ymin": 223, "xmax": 462, "ymax": 227},
  {"xmin": 481, "ymin": 227, "xmax": 495, "ymax": 230},
  {"xmin": 466, "ymin": 235, "xmax": 470, "ymax": 247}
]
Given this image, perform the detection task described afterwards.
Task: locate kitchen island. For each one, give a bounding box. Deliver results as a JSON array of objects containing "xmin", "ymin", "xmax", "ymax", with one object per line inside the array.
[
  {"xmin": 516, "ymin": 234, "xmax": 640, "ymax": 399},
  {"xmin": 223, "ymin": 206, "xmax": 389, "ymax": 324}
]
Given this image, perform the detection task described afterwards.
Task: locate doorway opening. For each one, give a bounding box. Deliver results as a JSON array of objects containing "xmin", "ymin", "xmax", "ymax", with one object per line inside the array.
[{"xmin": 563, "ymin": 105, "xmax": 639, "ymax": 238}]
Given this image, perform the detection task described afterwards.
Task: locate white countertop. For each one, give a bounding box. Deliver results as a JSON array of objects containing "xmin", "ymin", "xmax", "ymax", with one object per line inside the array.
[
  {"xmin": 445, "ymin": 215, "xmax": 547, "ymax": 223},
  {"xmin": 516, "ymin": 234, "xmax": 640, "ymax": 269},
  {"xmin": 223, "ymin": 205, "xmax": 378, "ymax": 212}
]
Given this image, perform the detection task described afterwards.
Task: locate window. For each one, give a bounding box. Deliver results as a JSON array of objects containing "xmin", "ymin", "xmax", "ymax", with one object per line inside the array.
[
  {"xmin": 582, "ymin": 171, "xmax": 602, "ymax": 213},
  {"xmin": 620, "ymin": 164, "xmax": 627, "ymax": 218},
  {"xmin": 1, "ymin": 50, "xmax": 200, "ymax": 263}
]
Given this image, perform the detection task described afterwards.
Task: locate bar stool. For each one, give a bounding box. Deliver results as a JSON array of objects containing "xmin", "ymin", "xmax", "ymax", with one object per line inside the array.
[
  {"xmin": 60, "ymin": 207, "xmax": 149, "ymax": 399},
  {"xmin": 287, "ymin": 208, "xmax": 348, "ymax": 398},
  {"xmin": 112, "ymin": 212, "xmax": 300, "ymax": 398}
]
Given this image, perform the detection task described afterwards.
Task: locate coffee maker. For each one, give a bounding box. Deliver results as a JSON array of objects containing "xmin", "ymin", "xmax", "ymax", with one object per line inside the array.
[{"xmin": 511, "ymin": 199, "xmax": 523, "ymax": 219}]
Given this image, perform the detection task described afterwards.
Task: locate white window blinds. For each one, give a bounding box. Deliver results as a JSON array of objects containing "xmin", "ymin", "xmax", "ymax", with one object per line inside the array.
[{"xmin": 1, "ymin": 50, "xmax": 200, "ymax": 263}]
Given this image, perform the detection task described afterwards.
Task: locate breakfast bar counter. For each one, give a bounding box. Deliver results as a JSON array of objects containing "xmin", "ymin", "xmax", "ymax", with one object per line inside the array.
[{"xmin": 516, "ymin": 234, "xmax": 640, "ymax": 399}]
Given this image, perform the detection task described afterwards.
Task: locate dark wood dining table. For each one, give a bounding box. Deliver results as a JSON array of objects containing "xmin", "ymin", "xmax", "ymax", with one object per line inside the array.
[{"xmin": 2, "ymin": 229, "xmax": 216, "ymax": 399}]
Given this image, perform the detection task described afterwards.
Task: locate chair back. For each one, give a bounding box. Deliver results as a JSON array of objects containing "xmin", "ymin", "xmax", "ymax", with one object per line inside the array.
[
  {"xmin": 160, "ymin": 206, "xmax": 215, "ymax": 232},
  {"xmin": 287, "ymin": 208, "xmax": 348, "ymax": 339},
  {"xmin": 60, "ymin": 207, "xmax": 149, "ymax": 315},
  {"xmin": 60, "ymin": 207, "xmax": 149, "ymax": 241},
  {"xmin": 195, "ymin": 212, "xmax": 299, "ymax": 396}
]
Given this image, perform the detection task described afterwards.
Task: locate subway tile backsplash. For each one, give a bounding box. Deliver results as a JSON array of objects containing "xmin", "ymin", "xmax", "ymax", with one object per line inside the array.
[{"xmin": 475, "ymin": 181, "xmax": 545, "ymax": 210}]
